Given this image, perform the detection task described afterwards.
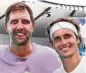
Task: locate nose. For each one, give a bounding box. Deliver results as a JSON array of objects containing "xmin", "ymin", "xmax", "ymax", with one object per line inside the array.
[
  {"xmin": 61, "ymin": 38, "xmax": 67, "ymax": 45},
  {"xmin": 16, "ymin": 20, "xmax": 23, "ymax": 29}
]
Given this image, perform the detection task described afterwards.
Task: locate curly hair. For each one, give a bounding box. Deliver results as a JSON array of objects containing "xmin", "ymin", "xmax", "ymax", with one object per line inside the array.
[{"xmin": 46, "ymin": 17, "xmax": 83, "ymax": 48}]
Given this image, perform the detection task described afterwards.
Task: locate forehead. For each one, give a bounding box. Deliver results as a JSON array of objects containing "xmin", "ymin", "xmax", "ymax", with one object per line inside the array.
[
  {"xmin": 9, "ymin": 9, "xmax": 30, "ymax": 19},
  {"xmin": 53, "ymin": 29, "xmax": 75, "ymax": 37}
]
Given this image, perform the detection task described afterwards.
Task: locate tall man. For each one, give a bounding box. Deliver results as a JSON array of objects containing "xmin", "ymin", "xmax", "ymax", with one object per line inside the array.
[{"xmin": 0, "ymin": 2, "xmax": 61, "ymax": 73}]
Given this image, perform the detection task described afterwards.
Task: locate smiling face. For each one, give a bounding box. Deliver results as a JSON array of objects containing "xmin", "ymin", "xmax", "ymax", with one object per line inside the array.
[
  {"xmin": 52, "ymin": 29, "xmax": 80, "ymax": 58},
  {"xmin": 5, "ymin": 9, "xmax": 35, "ymax": 46}
]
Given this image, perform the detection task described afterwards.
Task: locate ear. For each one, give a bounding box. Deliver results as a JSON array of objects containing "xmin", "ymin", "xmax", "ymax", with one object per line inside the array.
[
  {"xmin": 5, "ymin": 24, "xmax": 8, "ymax": 33},
  {"xmin": 77, "ymin": 37, "xmax": 80, "ymax": 45},
  {"xmin": 32, "ymin": 23, "xmax": 35, "ymax": 32},
  {"xmin": 32, "ymin": 23, "xmax": 35, "ymax": 28}
]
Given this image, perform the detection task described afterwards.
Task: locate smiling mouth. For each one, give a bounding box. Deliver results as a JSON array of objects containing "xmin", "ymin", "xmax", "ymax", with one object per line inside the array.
[
  {"xmin": 14, "ymin": 32, "xmax": 26, "ymax": 40},
  {"xmin": 61, "ymin": 47, "xmax": 69, "ymax": 51},
  {"xmin": 60, "ymin": 46, "xmax": 71, "ymax": 51},
  {"xmin": 14, "ymin": 29, "xmax": 26, "ymax": 37},
  {"xmin": 16, "ymin": 33, "xmax": 25, "ymax": 36}
]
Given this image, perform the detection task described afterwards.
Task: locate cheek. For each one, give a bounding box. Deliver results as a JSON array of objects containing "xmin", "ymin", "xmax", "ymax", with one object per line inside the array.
[
  {"xmin": 53, "ymin": 42, "xmax": 59, "ymax": 49},
  {"xmin": 27, "ymin": 26, "xmax": 34, "ymax": 32},
  {"xmin": 7, "ymin": 25, "xmax": 15, "ymax": 34},
  {"xmin": 70, "ymin": 38, "xmax": 77, "ymax": 44}
]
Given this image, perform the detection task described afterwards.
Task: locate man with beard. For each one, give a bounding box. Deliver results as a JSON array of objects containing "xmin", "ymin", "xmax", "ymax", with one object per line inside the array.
[
  {"xmin": 0, "ymin": 2, "xmax": 61, "ymax": 73},
  {"xmin": 46, "ymin": 17, "xmax": 86, "ymax": 73}
]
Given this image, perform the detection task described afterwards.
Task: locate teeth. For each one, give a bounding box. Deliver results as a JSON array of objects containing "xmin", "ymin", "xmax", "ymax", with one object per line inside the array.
[
  {"xmin": 61, "ymin": 47, "xmax": 68, "ymax": 51},
  {"xmin": 16, "ymin": 33, "xmax": 24, "ymax": 35}
]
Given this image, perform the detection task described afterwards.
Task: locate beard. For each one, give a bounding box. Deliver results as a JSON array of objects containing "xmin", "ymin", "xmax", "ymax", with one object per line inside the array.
[
  {"xmin": 12, "ymin": 35, "xmax": 29, "ymax": 46},
  {"xmin": 11, "ymin": 29, "xmax": 32, "ymax": 46}
]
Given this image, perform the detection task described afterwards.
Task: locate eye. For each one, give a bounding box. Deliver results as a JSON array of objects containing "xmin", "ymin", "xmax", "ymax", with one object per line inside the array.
[
  {"xmin": 64, "ymin": 34, "xmax": 72, "ymax": 39},
  {"xmin": 10, "ymin": 19, "xmax": 18, "ymax": 24},
  {"xmin": 22, "ymin": 19, "xmax": 30, "ymax": 24},
  {"xmin": 53, "ymin": 36, "xmax": 61, "ymax": 42}
]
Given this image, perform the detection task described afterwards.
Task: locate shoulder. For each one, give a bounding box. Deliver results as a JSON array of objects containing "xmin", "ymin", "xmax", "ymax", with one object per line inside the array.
[
  {"xmin": 33, "ymin": 43, "xmax": 57, "ymax": 54},
  {"xmin": 32, "ymin": 43, "xmax": 60, "ymax": 62},
  {"xmin": 30, "ymin": 43, "xmax": 61, "ymax": 72}
]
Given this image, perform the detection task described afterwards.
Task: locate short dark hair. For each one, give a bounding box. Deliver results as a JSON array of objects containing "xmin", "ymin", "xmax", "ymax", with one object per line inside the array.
[
  {"xmin": 46, "ymin": 17, "xmax": 82, "ymax": 47},
  {"xmin": 5, "ymin": 2, "xmax": 35, "ymax": 24}
]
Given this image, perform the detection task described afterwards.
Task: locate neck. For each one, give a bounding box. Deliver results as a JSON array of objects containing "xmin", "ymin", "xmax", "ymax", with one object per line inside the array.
[
  {"xmin": 9, "ymin": 41, "xmax": 33, "ymax": 57},
  {"xmin": 61, "ymin": 52, "xmax": 81, "ymax": 72}
]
